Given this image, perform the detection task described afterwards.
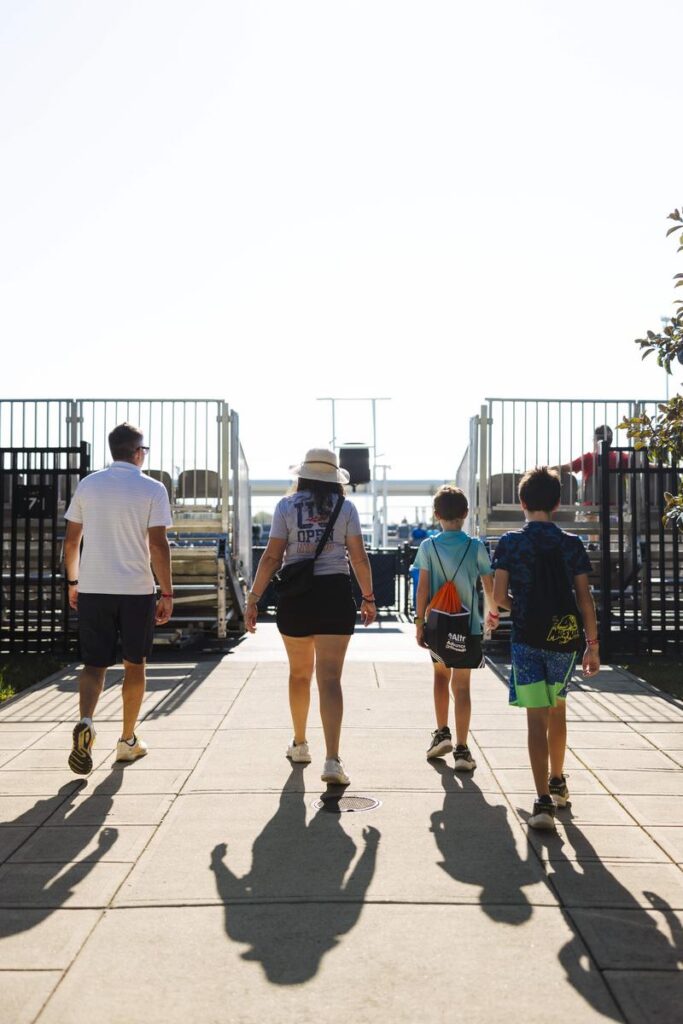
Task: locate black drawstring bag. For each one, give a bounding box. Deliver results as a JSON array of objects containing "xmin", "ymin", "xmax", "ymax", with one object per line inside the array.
[
  {"xmin": 518, "ymin": 545, "xmax": 583, "ymax": 652},
  {"xmin": 273, "ymin": 495, "xmax": 345, "ymax": 599}
]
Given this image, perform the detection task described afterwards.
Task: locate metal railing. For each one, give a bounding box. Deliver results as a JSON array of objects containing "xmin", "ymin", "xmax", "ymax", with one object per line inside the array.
[
  {"xmin": 457, "ymin": 398, "xmax": 662, "ymax": 535},
  {"xmin": 0, "ymin": 399, "xmax": 251, "ymax": 640},
  {"xmin": 0, "ymin": 398, "xmax": 247, "ymax": 546}
]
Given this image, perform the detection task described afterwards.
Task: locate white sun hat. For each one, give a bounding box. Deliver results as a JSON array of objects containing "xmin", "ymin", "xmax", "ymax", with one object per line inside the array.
[{"xmin": 289, "ymin": 448, "xmax": 350, "ymax": 484}]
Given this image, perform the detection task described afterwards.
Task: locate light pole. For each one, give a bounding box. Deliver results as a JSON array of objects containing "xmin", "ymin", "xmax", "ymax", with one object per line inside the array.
[
  {"xmin": 317, "ymin": 397, "xmax": 391, "ymax": 547},
  {"xmin": 376, "ymin": 463, "xmax": 391, "ymax": 547}
]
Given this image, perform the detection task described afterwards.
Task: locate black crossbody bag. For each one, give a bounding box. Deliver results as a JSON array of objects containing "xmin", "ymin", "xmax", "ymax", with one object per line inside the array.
[{"xmin": 274, "ymin": 495, "xmax": 345, "ymax": 599}]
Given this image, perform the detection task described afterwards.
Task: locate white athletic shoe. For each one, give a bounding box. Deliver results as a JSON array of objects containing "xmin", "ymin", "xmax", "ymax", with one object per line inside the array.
[
  {"xmin": 287, "ymin": 740, "xmax": 312, "ymax": 763},
  {"xmin": 115, "ymin": 735, "xmax": 148, "ymax": 763},
  {"xmin": 321, "ymin": 757, "xmax": 350, "ymax": 785}
]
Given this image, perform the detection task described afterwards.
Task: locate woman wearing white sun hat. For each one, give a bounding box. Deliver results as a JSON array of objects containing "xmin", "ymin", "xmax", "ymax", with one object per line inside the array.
[{"xmin": 245, "ymin": 448, "xmax": 376, "ymax": 786}]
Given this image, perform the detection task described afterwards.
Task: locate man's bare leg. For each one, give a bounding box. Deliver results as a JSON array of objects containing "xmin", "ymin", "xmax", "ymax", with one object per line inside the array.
[
  {"xmin": 79, "ymin": 665, "xmax": 107, "ymax": 719},
  {"xmin": 121, "ymin": 660, "xmax": 146, "ymax": 741}
]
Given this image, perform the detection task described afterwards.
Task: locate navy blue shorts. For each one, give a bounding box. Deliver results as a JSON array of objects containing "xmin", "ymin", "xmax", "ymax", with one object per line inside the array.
[{"xmin": 77, "ymin": 593, "xmax": 157, "ymax": 667}]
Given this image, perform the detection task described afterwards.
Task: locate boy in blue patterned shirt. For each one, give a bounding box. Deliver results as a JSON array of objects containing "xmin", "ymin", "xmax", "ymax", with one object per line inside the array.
[{"xmin": 492, "ymin": 467, "xmax": 600, "ymax": 829}]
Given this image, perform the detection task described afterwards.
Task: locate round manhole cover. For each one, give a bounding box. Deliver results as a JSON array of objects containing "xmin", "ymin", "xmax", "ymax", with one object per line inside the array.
[{"xmin": 311, "ymin": 795, "xmax": 381, "ymax": 813}]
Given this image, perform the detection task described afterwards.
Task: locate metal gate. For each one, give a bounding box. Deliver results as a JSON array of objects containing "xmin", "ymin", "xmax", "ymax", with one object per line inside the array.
[
  {"xmin": 599, "ymin": 441, "xmax": 682, "ymax": 657},
  {"xmin": 1, "ymin": 444, "xmax": 90, "ymax": 653}
]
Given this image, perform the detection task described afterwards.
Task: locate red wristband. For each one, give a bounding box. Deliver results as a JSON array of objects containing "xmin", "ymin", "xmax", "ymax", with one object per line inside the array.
[
  {"xmin": 585, "ymin": 637, "xmax": 599, "ymax": 646},
  {"xmin": 160, "ymin": 593, "xmax": 173, "ymax": 598}
]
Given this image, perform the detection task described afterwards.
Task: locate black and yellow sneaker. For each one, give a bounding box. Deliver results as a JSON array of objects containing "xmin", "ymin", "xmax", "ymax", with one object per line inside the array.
[
  {"xmin": 426, "ymin": 726, "xmax": 453, "ymax": 760},
  {"xmin": 68, "ymin": 721, "xmax": 95, "ymax": 775},
  {"xmin": 453, "ymin": 744, "xmax": 476, "ymax": 771},
  {"xmin": 549, "ymin": 774, "xmax": 570, "ymax": 807},
  {"xmin": 528, "ymin": 795, "xmax": 556, "ymax": 830}
]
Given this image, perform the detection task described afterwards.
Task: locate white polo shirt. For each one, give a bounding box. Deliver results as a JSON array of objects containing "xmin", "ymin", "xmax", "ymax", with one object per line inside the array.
[{"xmin": 65, "ymin": 462, "xmax": 173, "ymax": 594}]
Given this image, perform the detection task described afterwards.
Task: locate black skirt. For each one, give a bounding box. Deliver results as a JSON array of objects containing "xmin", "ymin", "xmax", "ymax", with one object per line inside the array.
[{"xmin": 276, "ymin": 573, "xmax": 357, "ymax": 637}]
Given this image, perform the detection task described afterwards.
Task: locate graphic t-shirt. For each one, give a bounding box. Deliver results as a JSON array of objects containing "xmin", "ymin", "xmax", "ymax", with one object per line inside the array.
[
  {"xmin": 491, "ymin": 522, "xmax": 592, "ymax": 642},
  {"xmin": 270, "ymin": 492, "xmax": 362, "ymax": 576},
  {"xmin": 412, "ymin": 530, "xmax": 493, "ymax": 635}
]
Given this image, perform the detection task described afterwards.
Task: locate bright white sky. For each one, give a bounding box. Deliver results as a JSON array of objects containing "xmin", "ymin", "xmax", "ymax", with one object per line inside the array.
[{"xmin": 1, "ymin": 0, "xmax": 681, "ymax": 486}]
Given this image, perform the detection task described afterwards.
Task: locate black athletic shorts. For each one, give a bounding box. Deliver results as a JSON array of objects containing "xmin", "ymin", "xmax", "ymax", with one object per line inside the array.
[
  {"xmin": 77, "ymin": 593, "xmax": 157, "ymax": 667},
  {"xmin": 276, "ymin": 573, "xmax": 357, "ymax": 637}
]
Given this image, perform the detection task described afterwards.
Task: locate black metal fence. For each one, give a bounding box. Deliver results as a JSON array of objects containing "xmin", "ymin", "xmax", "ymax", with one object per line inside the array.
[
  {"xmin": 1, "ymin": 443, "xmax": 90, "ymax": 653},
  {"xmin": 599, "ymin": 442, "xmax": 682, "ymax": 657}
]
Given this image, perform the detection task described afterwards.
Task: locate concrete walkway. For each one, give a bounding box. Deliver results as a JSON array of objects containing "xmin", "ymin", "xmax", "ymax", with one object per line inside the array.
[{"xmin": 0, "ymin": 623, "xmax": 682, "ymax": 1024}]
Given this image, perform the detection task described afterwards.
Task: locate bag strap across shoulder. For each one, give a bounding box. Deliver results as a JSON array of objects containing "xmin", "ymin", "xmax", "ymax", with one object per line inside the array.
[
  {"xmin": 429, "ymin": 536, "xmax": 473, "ymax": 586},
  {"xmin": 313, "ymin": 495, "xmax": 345, "ymax": 561}
]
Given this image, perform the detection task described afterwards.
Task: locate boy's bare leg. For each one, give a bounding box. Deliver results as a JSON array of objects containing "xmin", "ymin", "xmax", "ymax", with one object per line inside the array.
[
  {"xmin": 433, "ymin": 663, "xmax": 450, "ymax": 728},
  {"xmin": 79, "ymin": 665, "xmax": 107, "ymax": 719},
  {"xmin": 122, "ymin": 660, "xmax": 146, "ymax": 740},
  {"xmin": 281, "ymin": 635, "xmax": 315, "ymax": 744},
  {"xmin": 548, "ymin": 702, "xmax": 567, "ymax": 779},
  {"xmin": 527, "ymin": 707, "xmax": 551, "ymax": 796},
  {"xmin": 451, "ymin": 669, "xmax": 472, "ymax": 747}
]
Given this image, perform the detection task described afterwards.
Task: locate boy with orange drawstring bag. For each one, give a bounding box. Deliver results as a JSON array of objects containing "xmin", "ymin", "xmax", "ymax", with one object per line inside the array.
[{"xmin": 413, "ymin": 486, "xmax": 499, "ymax": 769}]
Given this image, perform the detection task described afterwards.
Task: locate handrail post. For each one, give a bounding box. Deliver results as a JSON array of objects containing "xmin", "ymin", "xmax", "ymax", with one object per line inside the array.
[
  {"xmin": 478, "ymin": 404, "xmax": 489, "ymax": 538},
  {"xmin": 220, "ymin": 402, "xmax": 230, "ymax": 539}
]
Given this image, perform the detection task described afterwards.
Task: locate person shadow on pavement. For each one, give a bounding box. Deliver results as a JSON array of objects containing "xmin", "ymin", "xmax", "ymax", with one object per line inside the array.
[
  {"xmin": 429, "ymin": 759, "xmax": 535, "ymax": 924},
  {"xmin": 210, "ymin": 765, "xmax": 381, "ymax": 984},
  {"xmin": 530, "ymin": 818, "xmax": 683, "ymax": 1021},
  {"xmin": 0, "ymin": 771, "xmax": 123, "ymax": 939}
]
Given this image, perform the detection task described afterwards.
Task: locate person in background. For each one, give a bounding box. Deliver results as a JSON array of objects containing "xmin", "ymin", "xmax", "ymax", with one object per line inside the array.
[
  {"xmin": 559, "ymin": 425, "xmax": 629, "ymax": 505},
  {"xmin": 413, "ymin": 485, "xmax": 498, "ymax": 769},
  {"xmin": 63, "ymin": 423, "xmax": 173, "ymax": 775},
  {"xmin": 244, "ymin": 449, "xmax": 376, "ymax": 787}
]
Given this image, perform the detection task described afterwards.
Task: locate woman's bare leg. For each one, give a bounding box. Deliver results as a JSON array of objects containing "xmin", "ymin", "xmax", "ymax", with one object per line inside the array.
[
  {"xmin": 281, "ymin": 635, "xmax": 315, "ymax": 744},
  {"xmin": 313, "ymin": 634, "xmax": 351, "ymax": 758}
]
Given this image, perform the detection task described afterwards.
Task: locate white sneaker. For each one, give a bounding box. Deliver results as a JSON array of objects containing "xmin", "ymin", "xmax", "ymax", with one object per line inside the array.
[
  {"xmin": 116, "ymin": 735, "xmax": 148, "ymax": 763},
  {"xmin": 287, "ymin": 740, "xmax": 312, "ymax": 763},
  {"xmin": 321, "ymin": 757, "xmax": 350, "ymax": 785}
]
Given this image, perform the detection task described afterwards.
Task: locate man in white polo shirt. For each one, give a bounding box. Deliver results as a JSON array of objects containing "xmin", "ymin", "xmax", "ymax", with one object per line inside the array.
[{"xmin": 63, "ymin": 422, "xmax": 174, "ymax": 774}]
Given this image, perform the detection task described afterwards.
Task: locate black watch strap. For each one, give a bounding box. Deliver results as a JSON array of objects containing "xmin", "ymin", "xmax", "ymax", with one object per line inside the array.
[{"xmin": 66, "ymin": 579, "xmax": 78, "ymax": 586}]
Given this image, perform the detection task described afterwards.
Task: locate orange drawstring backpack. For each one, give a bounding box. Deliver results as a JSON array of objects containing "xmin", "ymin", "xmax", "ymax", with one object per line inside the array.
[{"xmin": 424, "ymin": 539, "xmax": 478, "ymax": 667}]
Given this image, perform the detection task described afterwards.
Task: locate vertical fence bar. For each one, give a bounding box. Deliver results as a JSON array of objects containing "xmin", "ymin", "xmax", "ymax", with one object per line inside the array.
[
  {"xmin": 672, "ymin": 461, "xmax": 681, "ymax": 652},
  {"xmin": 657, "ymin": 460, "xmax": 666, "ymax": 649},
  {"xmin": 599, "ymin": 440, "xmax": 612, "ymax": 656},
  {"xmin": 617, "ymin": 453, "xmax": 626, "ymax": 636},
  {"xmin": 22, "ymin": 451, "xmax": 31, "ymax": 652},
  {"xmin": 642, "ymin": 456, "xmax": 652, "ymax": 654},
  {"xmin": 36, "ymin": 449, "xmax": 45, "ymax": 650},
  {"xmin": 51, "ymin": 449, "xmax": 59, "ymax": 645}
]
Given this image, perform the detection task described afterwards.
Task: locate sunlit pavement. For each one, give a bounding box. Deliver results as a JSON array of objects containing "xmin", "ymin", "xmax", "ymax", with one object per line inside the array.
[{"xmin": 0, "ymin": 622, "xmax": 682, "ymax": 1024}]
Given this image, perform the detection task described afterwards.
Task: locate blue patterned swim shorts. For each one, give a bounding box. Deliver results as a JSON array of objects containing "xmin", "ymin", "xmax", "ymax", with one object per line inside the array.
[{"xmin": 509, "ymin": 642, "xmax": 578, "ymax": 708}]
